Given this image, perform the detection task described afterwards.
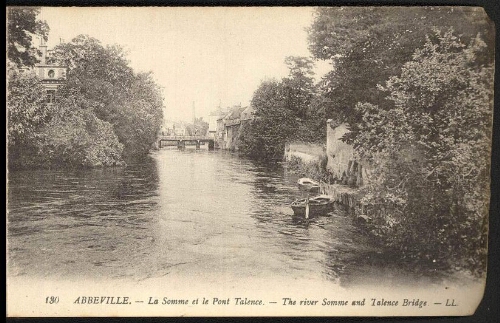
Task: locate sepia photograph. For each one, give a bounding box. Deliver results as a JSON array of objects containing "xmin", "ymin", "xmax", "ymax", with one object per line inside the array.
[{"xmin": 6, "ymin": 6, "xmax": 495, "ymax": 317}]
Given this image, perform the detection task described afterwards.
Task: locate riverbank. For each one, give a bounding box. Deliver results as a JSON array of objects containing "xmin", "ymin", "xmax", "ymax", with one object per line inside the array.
[
  {"xmin": 319, "ymin": 183, "xmax": 361, "ymax": 215},
  {"xmin": 284, "ymin": 150, "xmax": 362, "ymax": 215}
]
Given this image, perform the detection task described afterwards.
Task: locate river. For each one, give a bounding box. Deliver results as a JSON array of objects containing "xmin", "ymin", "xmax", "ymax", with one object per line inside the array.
[{"xmin": 7, "ymin": 148, "xmax": 473, "ymax": 291}]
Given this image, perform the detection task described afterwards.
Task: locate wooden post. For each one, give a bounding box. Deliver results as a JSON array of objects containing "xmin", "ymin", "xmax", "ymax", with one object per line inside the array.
[{"xmin": 305, "ymin": 198, "xmax": 310, "ymax": 219}]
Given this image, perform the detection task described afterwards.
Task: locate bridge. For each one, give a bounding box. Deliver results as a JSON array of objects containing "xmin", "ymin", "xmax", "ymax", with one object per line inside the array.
[{"xmin": 159, "ymin": 135, "xmax": 215, "ymax": 150}]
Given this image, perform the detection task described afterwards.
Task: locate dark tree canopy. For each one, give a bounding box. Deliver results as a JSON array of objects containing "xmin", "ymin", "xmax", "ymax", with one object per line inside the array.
[
  {"xmin": 239, "ymin": 56, "xmax": 325, "ymax": 159},
  {"xmin": 52, "ymin": 35, "xmax": 164, "ymax": 157},
  {"xmin": 7, "ymin": 7, "xmax": 49, "ymax": 67},
  {"xmin": 8, "ymin": 33, "xmax": 165, "ymax": 168},
  {"xmin": 351, "ymin": 29, "xmax": 493, "ymax": 273},
  {"xmin": 308, "ymin": 7, "xmax": 494, "ymax": 128},
  {"xmin": 186, "ymin": 117, "xmax": 209, "ymax": 136}
]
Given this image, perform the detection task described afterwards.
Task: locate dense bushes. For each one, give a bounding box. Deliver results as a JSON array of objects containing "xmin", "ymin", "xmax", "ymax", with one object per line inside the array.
[
  {"xmin": 7, "ymin": 65, "xmax": 52, "ymax": 169},
  {"xmin": 7, "ymin": 33, "xmax": 163, "ymax": 168},
  {"xmin": 7, "ymin": 65, "xmax": 125, "ymax": 169},
  {"xmin": 239, "ymin": 57, "xmax": 325, "ymax": 160},
  {"xmin": 305, "ymin": 7, "xmax": 493, "ymax": 275},
  {"xmin": 39, "ymin": 95, "xmax": 124, "ymax": 168},
  {"xmin": 7, "ymin": 9, "xmax": 164, "ymax": 169},
  {"xmin": 52, "ymin": 36, "xmax": 164, "ymax": 158},
  {"xmin": 353, "ymin": 30, "xmax": 493, "ymax": 274},
  {"xmin": 308, "ymin": 7, "xmax": 494, "ymax": 130}
]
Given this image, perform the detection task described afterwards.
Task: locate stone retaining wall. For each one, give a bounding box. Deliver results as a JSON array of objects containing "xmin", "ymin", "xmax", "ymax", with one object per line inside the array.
[
  {"xmin": 320, "ymin": 183, "xmax": 361, "ymax": 215},
  {"xmin": 326, "ymin": 121, "xmax": 371, "ymax": 187}
]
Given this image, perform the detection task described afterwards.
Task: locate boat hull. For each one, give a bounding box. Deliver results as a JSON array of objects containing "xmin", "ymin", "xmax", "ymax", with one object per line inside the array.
[
  {"xmin": 290, "ymin": 197, "xmax": 334, "ymax": 218},
  {"xmin": 297, "ymin": 183, "xmax": 321, "ymax": 193}
]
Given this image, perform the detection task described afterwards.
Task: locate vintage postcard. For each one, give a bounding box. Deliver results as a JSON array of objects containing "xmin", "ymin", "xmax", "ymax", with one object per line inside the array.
[{"xmin": 6, "ymin": 6, "xmax": 494, "ymax": 317}]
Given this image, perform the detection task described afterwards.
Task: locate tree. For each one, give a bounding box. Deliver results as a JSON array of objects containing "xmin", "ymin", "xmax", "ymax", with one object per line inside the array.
[
  {"xmin": 186, "ymin": 117, "xmax": 209, "ymax": 136},
  {"xmin": 352, "ymin": 30, "xmax": 493, "ymax": 273},
  {"xmin": 7, "ymin": 23, "xmax": 164, "ymax": 169},
  {"xmin": 7, "ymin": 63, "xmax": 52, "ymax": 168},
  {"xmin": 239, "ymin": 79, "xmax": 293, "ymax": 159},
  {"xmin": 7, "ymin": 64, "xmax": 50, "ymax": 146},
  {"xmin": 52, "ymin": 35, "xmax": 164, "ymax": 157},
  {"xmin": 308, "ymin": 7, "xmax": 494, "ymax": 130},
  {"xmin": 283, "ymin": 57, "xmax": 326, "ymax": 143},
  {"xmin": 113, "ymin": 72, "xmax": 164, "ymax": 157},
  {"xmin": 282, "ymin": 56, "xmax": 316, "ymax": 120},
  {"xmin": 38, "ymin": 93, "xmax": 124, "ymax": 168},
  {"xmin": 7, "ymin": 62, "xmax": 125, "ymax": 169},
  {"xmin": 7, "ymin": 7, "xmax": 49, "ymax": 67},
  {"xmin": 240, "ymin": 57, "xmax": 325, "ymax": 159},
  {"xmin": 51, "ymin": 35, "xmax": 135, "ymax": 122}
]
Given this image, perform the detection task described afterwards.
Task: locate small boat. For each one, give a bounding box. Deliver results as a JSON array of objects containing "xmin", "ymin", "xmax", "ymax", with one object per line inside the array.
[
  {"xmin": 290, "ymin": 195, "xmax": 334, "ymax": 218},
  {"xmin": 297, "ymin": 177, "xmax": 320, "ymax": 193},
  {"xmin": 309, "ymin": 194, "xmax": 335, "ymax": 205}
]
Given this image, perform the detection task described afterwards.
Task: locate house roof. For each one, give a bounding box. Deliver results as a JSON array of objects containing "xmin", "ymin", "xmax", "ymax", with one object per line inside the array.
[
  {"xmin": 240, "ymin": 106, "xmax": 255, "ymax": 121},
  {"xmin": 224, "ymin": 106, "xmax": 246, "ymax": 120}
]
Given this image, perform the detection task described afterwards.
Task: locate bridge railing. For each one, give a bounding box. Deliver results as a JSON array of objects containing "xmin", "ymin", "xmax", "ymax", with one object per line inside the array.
[{"xmin": 159, "ymin": 135, "xmax": 213, "ymax": 141}]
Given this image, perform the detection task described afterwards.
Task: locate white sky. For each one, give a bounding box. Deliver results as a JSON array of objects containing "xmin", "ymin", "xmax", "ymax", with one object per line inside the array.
[{"xmin": 39, "ymin": 7, "xmax": 331, "ymax": 122}]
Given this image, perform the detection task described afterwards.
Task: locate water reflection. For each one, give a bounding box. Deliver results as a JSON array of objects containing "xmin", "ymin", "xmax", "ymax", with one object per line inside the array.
[
  {"xmin": 7, "ymin": 149, "xmax": 446, "ymax": 287},
  {"xmin": 8, "ymin": 156, "xmax": 160, "ymax": 279}
]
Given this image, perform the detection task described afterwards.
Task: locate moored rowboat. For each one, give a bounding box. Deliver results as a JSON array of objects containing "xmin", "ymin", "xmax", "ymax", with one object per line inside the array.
[
  {"xmin": 297, "ymin": 177, "xmax": 320, "ymax": 193},
  {"xmin": 290, "ymin": 195, "xmax": 334, "ymax": 218}
]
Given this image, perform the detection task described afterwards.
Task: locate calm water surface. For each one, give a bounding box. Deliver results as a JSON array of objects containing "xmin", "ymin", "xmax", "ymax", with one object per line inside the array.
[{"xmin": 7, "ymin": 149, "xmax": 445, "ymax": 288}]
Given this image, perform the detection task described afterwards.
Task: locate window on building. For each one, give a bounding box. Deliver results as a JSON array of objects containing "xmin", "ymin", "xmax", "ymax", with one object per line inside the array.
[
  {"xmin": 46, "ymin": 90, "xmax": 56, "ymax": 104},
  {"xmin": 48, "ymin": 70, "xmax": 55, "ymax": 78}
]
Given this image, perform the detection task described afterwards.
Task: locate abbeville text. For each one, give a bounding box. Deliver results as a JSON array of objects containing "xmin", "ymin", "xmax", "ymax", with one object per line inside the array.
[{"xmin": 74, "ymin": 296, "xmax": 130, "ymax": 304}]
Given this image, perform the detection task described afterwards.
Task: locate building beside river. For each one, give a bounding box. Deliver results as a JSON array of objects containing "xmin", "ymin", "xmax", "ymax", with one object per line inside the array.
[
  {"xmin": 34, "ymin": 40, "xmax": 68, "ymax": 104},
  {"xmin": 223, "ymin": 105, "xmax": 246, "ymax": 151},
  {"xmin": 214, "ymin": 105, "xmax": 255, "ymax": 151},
  {"xmin": 207, "ymin": 115, "xmax": 218, "ymax": 140},
  {"xmin": 160, "ymin": 121, "xmax": 188, "ymax": 136}
]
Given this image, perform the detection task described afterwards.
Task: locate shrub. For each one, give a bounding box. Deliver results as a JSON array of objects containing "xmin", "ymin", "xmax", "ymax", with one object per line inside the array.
[{"xmin": 353, "ymin": 30, "xmax": 493, "ymax": 274}]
